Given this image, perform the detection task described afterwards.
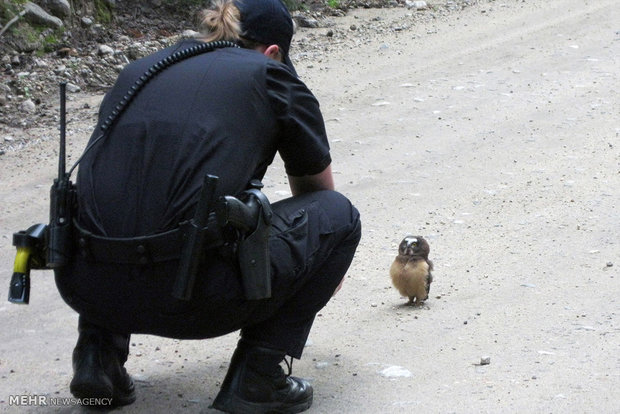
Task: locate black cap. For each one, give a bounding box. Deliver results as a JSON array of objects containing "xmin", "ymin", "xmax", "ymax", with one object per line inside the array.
[{"xmin": 234, "ymin": 0, "xmax": 297, "ymax": 75}]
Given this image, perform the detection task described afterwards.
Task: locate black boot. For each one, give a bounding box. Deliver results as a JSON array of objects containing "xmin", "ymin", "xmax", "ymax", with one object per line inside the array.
[
  {"xmin": 69, "ymin": 317, "xmax": 136, "ymax": 407},
  {"xmin": 211, "ymin": 339, "xmax": 313, "ymax": 414}
]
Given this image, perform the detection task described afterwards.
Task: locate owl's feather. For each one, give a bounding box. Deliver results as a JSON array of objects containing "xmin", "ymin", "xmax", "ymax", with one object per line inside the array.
[{"xmin": 390, "ymin": 236, "xmax": 433, "ymax": 305}]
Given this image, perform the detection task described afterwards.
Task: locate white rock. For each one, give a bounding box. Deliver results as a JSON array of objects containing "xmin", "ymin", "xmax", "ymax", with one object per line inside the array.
[
  {"xmin": 66, "ymin": 83, "xmax": 81, "ymax": 93},
  {"xmin": 406, "ymin": 1, "xmax": 428, "ymax": 10},
  {"xmin": 20, "ymin": 99, "xmax": 36, "ymax": 113},
  {"xmin": 182, "ymin": 30, "xmax": 200, "ymax": 39},
  {"xmin": 24, "ymin": 2, "xmax": 63, "ymax": 29},
  {"xmin": 98, "ymin": 44, "xmax": 114, "ymax": 56},
  {"xmin": 380, "ymin": 365, "xmax": 412, "ymax": 378},
  {"xmin": 43, "ymin": 0, "xmax": 71, "ymax": 18}
]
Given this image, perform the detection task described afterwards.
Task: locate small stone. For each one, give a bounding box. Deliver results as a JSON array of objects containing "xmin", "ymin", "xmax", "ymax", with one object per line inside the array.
[
  {"xmin": 66, "ymin": 83, "xmax": 81, "ymax": 93},
  {"xmin": 296, "ymin": 16, "xmax": 319, "ymax": 29},
  {"xmin": 54, "ymin": 65, "xmax": 67, "ymax": 75},
  {"xmin": 480, "ymin": 356, "xmax": 491, "ymax": 365},
  {"xmin": 181, "ymin": 30, "xmax": 200, "ymax": 39},
  {"xmin": 98, "ymin": 44, "xmax": 114, "ymax": 56},
  {"xmin": 20, "ymin": 99, "xmax": 36, "ymax": 113},
  {"xmin": 406, "ymin": 0, "xmax": 428, "ymax": 10},
  {"xmin": 380, "ymin": 366, "xmax": 412, "ymax": 378}
]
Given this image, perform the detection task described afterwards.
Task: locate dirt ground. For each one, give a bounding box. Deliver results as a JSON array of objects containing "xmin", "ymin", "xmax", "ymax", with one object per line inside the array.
[{"xmin": 1, "ymin": 0, "xmax": 619, "ymax": 412}]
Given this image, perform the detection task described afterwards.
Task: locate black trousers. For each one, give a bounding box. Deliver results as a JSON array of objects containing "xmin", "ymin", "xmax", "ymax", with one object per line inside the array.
[{"xmin": 56, "ymin": 190, "xmax": 361, "ymax": 358}]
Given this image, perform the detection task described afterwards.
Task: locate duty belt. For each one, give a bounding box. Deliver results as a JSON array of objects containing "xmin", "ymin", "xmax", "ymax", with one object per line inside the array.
[{"xmin": 73, "ymin": 214, "xmax": 224, "ymax": 265}]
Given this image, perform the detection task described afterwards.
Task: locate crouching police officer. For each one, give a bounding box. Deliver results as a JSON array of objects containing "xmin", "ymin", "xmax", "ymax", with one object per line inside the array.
[{"xmin": 53, "ymin": 0, "xmax": 361, "ymax": 412}]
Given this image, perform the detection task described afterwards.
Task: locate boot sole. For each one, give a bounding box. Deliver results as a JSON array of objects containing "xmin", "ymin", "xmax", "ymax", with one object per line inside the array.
[
  {"xmin": 211, "ymin": 392, "xmax": 313, "ymax": 414},
  {"xmin": 70, "ymin": 381, "xmax": 136, "ymax": 407}
]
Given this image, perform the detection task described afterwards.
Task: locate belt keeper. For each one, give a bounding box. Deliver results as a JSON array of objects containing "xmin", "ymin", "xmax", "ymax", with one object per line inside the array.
[
  {"xmin": 136, "ymin": 244, "xmax": 149, "ymax": 265},
  {"xmin": 78, "ymin": 236, "xmax": 89, "ymax": 259}
]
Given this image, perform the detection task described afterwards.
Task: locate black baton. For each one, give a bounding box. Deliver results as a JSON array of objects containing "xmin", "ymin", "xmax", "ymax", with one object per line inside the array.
[{"xmin": 172, "ymin": 174, "xmax": 219, "ymax": 300}]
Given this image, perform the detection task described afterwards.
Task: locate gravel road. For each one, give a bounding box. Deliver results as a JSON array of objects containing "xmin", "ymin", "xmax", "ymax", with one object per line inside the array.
[{"xmin": 0, "ymin": 0, "xmax": 618, "ymax": 412}]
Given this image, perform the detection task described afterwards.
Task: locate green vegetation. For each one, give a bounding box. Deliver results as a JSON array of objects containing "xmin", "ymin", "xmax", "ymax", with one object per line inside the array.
[
  {"xmin": 327, "ymin": 0, "xmax": 341, "ymax": 9},
  {"xmin": 0, "ymin": 0, "xmax": 26, "ymax": 24},
  {"xmin": 94, "ymin": 0, "xmax": 113, "ymax": 23},
  {"xmin": 41, "ymin": 30, "xmax": 63, "ymax": 53},
  {"xmin": 19, "ymin": 22, "xmax": 39, "ymax": 42},
  {"xmin": 9, "ymin": 21, "xmax": 64, "ymax": 54},
  {"xmin": 282, "ymin": 0, "xmax": 308, "ymax": 11}
]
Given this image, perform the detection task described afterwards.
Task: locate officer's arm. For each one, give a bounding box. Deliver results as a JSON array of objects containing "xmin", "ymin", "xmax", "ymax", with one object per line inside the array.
[
  {"xmin": 288, "ymin": 164, "xmax": 334, "ymax": 196},
  {"xmin": 289, "ymin": 164, "xmax": 344, "ymax": 297}
]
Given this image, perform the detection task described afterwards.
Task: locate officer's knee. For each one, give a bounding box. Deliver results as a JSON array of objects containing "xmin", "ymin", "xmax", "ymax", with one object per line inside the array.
[{"xmin": 317, "ymin": 190, "xmax": 361, "ymax": 245}]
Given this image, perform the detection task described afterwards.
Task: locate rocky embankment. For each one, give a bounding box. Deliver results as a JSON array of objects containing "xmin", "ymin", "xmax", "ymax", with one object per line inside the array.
[{"xmin": 0, "ymin": 0, "xmax": 484, "ymax": 154}]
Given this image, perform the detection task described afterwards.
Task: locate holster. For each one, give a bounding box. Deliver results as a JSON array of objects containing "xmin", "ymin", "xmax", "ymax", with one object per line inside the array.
[
  {"xmin": 235, "ymin": 189, "xmax": 273, "ymax": 301},
  {"xmin": 173, "ymin": 177, "xmax": 273, "ymax": 301},
  {"xmin": 216, "ymin": 187, "xmax": 273, "ymax": 301}
]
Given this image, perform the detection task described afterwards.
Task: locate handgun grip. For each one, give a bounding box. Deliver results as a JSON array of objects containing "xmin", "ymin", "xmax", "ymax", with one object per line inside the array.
[{"xmin": 216, "ymin": 196, "xmax": 256, "ymax": 232}]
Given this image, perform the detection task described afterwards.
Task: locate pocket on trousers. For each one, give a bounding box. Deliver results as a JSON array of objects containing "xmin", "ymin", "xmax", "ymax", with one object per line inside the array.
[{"xmin": 269, "ymin": 201, "xmax": 320, "ymax": 278}]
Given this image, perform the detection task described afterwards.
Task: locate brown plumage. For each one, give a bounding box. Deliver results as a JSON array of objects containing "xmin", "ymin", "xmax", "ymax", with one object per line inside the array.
[{"xmin": 389, "ymin": 235, "xmax": 433, "ymax": 305}]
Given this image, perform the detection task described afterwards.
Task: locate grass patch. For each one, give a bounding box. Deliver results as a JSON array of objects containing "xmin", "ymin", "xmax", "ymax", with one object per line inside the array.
[
  {"xmin": 41, "ymin": 29, "xmax": 63, "ymax": 53},
  {"xmin": 94, "ymin": 0, "xmax": 113, "ymax": 23},
  {"xmin": 327, "ymin": 0, "xmax": 341, "ymax": 8},
  {"xmin": 0, "ymin": 0, "xmax": 27, "ymax": 24}
]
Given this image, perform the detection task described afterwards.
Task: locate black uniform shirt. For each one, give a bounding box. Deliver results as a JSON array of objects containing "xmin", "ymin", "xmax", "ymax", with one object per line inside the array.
[{"xmin": 77, "ymin": 40, "xmax": 331, "ymax": 237}]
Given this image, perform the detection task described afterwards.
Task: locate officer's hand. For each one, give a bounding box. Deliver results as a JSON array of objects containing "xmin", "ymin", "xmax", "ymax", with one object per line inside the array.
[{"xmin": 332, "ymin": 276, "xmax": 344, "ymax": 296}]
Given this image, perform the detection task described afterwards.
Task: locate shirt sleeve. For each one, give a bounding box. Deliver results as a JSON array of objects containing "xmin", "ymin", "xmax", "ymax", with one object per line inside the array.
[{"xmin": 265, "ymin": 62, "xmax": 332, "ymax": 177}]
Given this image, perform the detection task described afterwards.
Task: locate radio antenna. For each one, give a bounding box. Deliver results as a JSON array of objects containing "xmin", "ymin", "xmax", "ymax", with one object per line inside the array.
[{"xmin": 58, "ymin": 81, "xmax": 67, "ymax": 179}]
